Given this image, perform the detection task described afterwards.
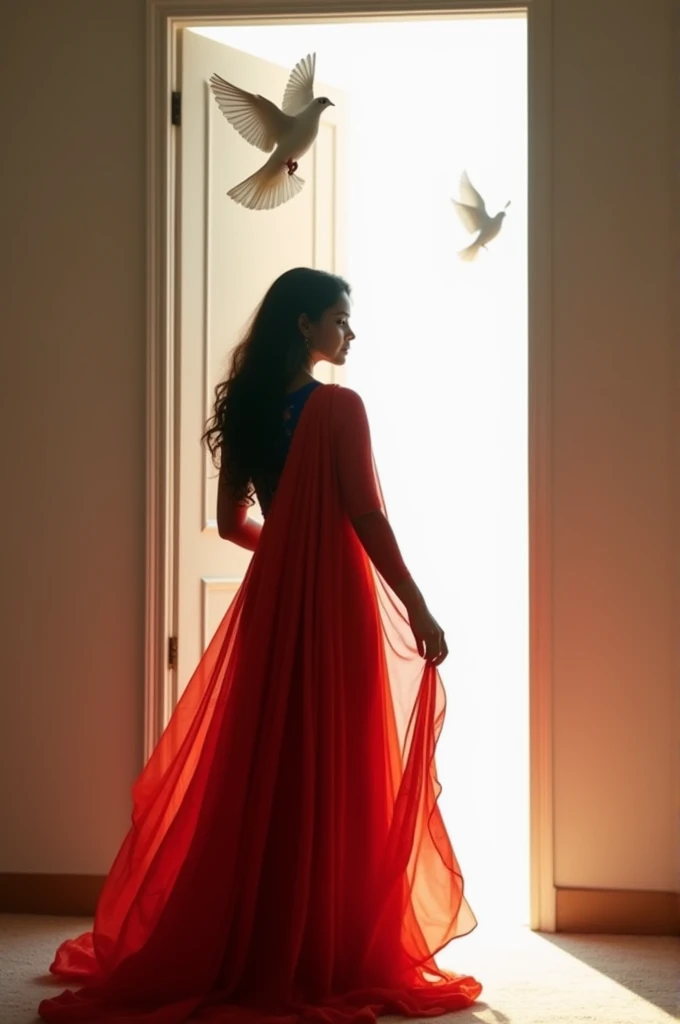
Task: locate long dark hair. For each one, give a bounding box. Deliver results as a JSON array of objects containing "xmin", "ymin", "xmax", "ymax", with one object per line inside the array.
[{"xmin": 203, "ymin": 267, "xmax": 351, "ymax": 505}]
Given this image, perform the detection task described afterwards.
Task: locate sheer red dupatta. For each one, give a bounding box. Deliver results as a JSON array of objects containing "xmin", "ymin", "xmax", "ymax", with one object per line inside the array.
[{"xmin": 39, "ymin": 385, "xmax": 480, "ymax": 1023}]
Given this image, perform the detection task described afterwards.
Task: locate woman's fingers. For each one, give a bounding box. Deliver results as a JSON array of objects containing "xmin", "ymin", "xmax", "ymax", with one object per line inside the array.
[
  {"xmin": 432, "ymin": 636, "xmax": 448, "ymax": 667},
  {"xmin": 423, "ymin": 629, "xmax": 447, "ymax": 666},
  {"xmin": 411, "ymin": 618, "xmax": 448, "ymax": 666}
]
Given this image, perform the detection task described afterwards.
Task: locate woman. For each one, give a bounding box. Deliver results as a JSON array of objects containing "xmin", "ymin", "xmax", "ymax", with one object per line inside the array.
[{"xmin": 39, "ymin": 268, "xmax": 481, "ymax": 1023}]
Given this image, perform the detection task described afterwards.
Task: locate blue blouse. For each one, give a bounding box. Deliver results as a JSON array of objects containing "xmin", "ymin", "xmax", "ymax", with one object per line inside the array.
[{"xmin": 252, "ymin": 380, "xmax": 323, "ymax": 516}]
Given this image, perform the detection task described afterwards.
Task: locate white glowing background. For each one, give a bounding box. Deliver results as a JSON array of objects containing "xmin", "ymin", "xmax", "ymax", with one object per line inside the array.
[{"xmin": 198, "ymin": 16, "xmax": 529, "ymax": 929}]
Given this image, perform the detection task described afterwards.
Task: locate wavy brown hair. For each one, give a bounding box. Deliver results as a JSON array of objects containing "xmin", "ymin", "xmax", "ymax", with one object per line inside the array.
[{"xmin": 202, "ymin": 267, "xmax": 351, "ymax": 505}]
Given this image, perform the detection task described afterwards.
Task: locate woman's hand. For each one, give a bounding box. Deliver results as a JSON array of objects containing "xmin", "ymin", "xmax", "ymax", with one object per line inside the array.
[
  {"xmin": 393, "ymin": 578, "xmax": 448, "ymax": 666},
  {"xmin": 408, "ymin": 600, "xmax": 448, "ymax": 667}
]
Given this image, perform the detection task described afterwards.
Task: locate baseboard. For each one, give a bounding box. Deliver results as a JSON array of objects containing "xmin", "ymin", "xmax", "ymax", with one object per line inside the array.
[
  {"xmin": 555, "ymin": 886, "xmax": 680, "ymax": 935},
  {"xmin": 0, "ymin": 874, "xmax": 105, "ymax": 917},
  {"xmin": 2, "ymin": 875, "xmax": 679, "ymax": 934}
]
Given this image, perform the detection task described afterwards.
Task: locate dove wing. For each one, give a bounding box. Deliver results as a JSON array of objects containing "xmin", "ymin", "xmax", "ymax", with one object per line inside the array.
[
  {"xmin": 209, "ymin": 73, "xmax": 290, "ymax": 152},
  {"xmin": 451, "ymin": 199, "xmax": 486, "ymax": 235},
  {"xmin": 459, "ymin": 171, "xmax": 487, "ymax": 214},
  {"xmin": 281, "ymin": 53, "xmax": 316, "ymax": 116}
]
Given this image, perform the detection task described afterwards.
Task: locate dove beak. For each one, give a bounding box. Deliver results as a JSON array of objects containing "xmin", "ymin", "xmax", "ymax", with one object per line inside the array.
[{"xmin": 328, "ymin": 100, "xmax": 335, "ymax": 107}]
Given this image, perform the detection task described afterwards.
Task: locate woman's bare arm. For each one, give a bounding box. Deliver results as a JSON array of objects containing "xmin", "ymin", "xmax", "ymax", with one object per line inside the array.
[
  {"xmin": 217, "ymin": 470, "xmax": 262, "ymax": 551},
  {"xmin": 333, "ymin": 388, "xmax": 448, "ymax": 665}
]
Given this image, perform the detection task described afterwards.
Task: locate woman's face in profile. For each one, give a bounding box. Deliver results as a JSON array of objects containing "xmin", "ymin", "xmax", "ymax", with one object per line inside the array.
[{"xmin": 307, "ymin": 293, "xmax": 355, "ymax": 366}]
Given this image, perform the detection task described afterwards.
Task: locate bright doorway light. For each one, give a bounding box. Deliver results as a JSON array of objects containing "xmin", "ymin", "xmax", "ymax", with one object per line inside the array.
[{"xmin": 198, "ymin": 16, "xmax": 529, "ymax": 928}]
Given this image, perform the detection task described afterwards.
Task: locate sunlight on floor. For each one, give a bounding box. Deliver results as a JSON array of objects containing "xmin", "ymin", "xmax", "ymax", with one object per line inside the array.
[
  {"xmin": 200, "ymin": 17, "xmax": 529, "ymax": 928},
  {"xmin": 3, "ymin": 916, "xmax": 678, "ymax": 1024}
]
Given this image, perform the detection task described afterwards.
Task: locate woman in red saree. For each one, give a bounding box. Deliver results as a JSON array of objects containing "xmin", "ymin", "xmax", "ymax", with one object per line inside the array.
[{"xmin": 39, "ymin": 268, "xmax": 482, "ymax": 1023}]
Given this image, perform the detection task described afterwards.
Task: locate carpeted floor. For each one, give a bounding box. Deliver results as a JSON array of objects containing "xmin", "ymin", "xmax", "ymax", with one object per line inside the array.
[{"xmin": 1, "ymin": 915, "xmax": 678, "ymax": 1023}]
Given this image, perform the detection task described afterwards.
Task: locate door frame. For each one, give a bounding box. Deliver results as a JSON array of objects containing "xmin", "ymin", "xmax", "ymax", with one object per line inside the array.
[{"xmin": 145, "ymin": 0, "xmax": 555, "ymax": 932}]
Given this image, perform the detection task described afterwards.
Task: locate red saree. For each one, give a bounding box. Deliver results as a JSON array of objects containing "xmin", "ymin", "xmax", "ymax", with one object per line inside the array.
[{"xmin": 39, "ymin": 385, "xmax": 481, "ymax": 1023}]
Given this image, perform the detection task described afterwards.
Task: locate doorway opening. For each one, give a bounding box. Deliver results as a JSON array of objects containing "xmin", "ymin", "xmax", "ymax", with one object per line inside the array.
[{"xmin": 151, "ymin": 5, "xmax": 547, "ymax": 934}]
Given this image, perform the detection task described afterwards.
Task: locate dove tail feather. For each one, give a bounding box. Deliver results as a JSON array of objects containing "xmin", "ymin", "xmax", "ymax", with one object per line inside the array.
[
  {"xmin": 227, "ymin": 165, "xmax": 305, "ymax": 211},
  {"xmin": 458, "ymin": 241, "xmax": 481, "ymax": 262}
]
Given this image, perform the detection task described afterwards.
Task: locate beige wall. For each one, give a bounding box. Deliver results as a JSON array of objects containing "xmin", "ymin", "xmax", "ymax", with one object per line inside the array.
[
  {"xmin": 1, "ymin": 0, "xmax": 677, "ymax": 902},
  {"xmin": 551, "ymin": 0, "xmax": 678, "ymax": 893},
  {"xmin": 1, "ymin": 0, "xmax": 146, "ymax": 873}
]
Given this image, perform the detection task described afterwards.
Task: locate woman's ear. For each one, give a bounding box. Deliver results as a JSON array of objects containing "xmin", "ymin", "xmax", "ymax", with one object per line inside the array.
[{"xmin": 298, "ymin": 313, "xmax": 311, "ymax": 336}]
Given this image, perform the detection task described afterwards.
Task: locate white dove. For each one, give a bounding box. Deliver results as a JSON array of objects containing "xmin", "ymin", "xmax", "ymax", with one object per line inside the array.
[
  {"xmin": 209, "ymin": 53, "xmax": 334, "ymax": 211},
  {"xmin": 451, "ymin": 171, "xmax": 510, "ymax": 261}
]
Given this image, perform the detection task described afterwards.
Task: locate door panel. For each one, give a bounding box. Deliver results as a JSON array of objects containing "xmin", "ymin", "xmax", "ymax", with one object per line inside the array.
[{"xmin": 176, "ymin": 30, "xmax": 347, "ymax": 697}]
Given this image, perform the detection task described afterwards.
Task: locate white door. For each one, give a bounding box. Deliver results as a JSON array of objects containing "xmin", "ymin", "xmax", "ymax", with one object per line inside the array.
[{"xmin": 175, "ymin": 29, "xmax": 347, "ymax": 699}]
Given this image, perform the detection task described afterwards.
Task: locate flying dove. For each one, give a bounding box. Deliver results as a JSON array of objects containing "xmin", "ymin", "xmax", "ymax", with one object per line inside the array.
[
  {"xmin": 209, "ymin": 53, "xmax": 334, "ymax": 211},
  {"xmin": 451, "ymin": 171, "xmax": 510, "ymax": 261}
]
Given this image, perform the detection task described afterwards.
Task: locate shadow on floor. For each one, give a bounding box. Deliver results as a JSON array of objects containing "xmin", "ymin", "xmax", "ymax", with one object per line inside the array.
[{"xmin": 538, "ymin": 932, "xmax": 680, "ymax": 1017}]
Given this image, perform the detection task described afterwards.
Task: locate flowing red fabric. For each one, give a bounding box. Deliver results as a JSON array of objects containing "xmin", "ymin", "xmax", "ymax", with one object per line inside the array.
[{"xmin": 39, "ymin": 385, "xmax": 481, "ymax": 1023}]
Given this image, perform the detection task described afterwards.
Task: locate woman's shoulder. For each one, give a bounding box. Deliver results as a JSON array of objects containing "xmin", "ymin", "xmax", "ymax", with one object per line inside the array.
[
  {"xmin": 325, "ymin": 385, "xmax": 369, "ymax": 432},
  {"xmin": 328, "ymin": 384, "xmax": 366, "ymax": 411},
  {"xmin": 323, "ymin": 385, "xmax": 366, "ymax": 419}
]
